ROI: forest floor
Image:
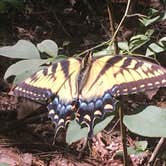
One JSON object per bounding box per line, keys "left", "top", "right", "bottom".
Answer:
{"left": 0, "top": 1, "right": 166, "bottom": 165}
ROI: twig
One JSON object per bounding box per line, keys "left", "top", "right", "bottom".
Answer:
{"left": 126, "top": 13, "right": 147, "bottom": 18}
{"left": 76, "top": 0, "right": 131, "bottom": 57}
{"left": 109, "top": 0, "right": 131, "bottom": 46}
{"left": 107, "top": 0, "right": 119, "bottom": 54}
{"left": 119, "top": 104, "right": 129, "bottom": 166}
{"left": 147, "top": 137, "right": 166, "bottom": 166}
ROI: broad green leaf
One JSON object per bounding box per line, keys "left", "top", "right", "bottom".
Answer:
{"left": 118, "top": 41, "right": 129, "bottom": 51}
{"left": 4, "top": 59, "right": 48, "bottom": 79}
{"left": 66, "top": 115, "right": 114, "bottom": 144}
{"left": 0, "top": 40, "right": 40, "bottom": 59}
{"left": 139, "top": 15, "right": 160, "bottom": 26}
{"left": 123, "top": 106, "right": 166, "bottom": 137}
{"left": 66, "top": 120, "right": 88, "bottom": 145}
{"left": 37, "top": 39, "right": 58, "bottom": 58}
{"left": 13, "top": 67, "right": 44, "bottom": 85}
{"left": 93, "top": 115, "right": 114, "bottom": 134}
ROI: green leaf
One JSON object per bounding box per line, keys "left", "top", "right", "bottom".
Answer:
{"left": 62, "top": 41, "right": 70, "bottom": 47}
{"left": 129, "top": 35, "right": 148, "bottom": 52}
{"left": 145, "top": 37, "right": 166, "bottom": 56}
{"left": 3, "top": 0, "right": 23, "bottom": 8}
{"left": 118, "top": 41, "right": 129, "bottom": 51}
{"left": 0, "top": 1, "right": 7, "bottom": 13}
{"left": 0, "top": 0, "right": 24, "bottom": 13}
{"left": 117, "top": 140, "right": 148, "bottom": 157}
{"left": 66, "top": 120, "right": 88, "bottom": 145}
{"left": 93, "top": 45, "right": 115, "bottom": 57}
{"left": 13, "top": 67, "right": 44, "bottom": 85}
{"left": 0, "top": 40, "right": 40, "bottom": 59}
{"left": 0, "top": 163, "right": 10, "bottom": 166}
{"left": 123, "top": 106, "right": 166, "bottom": 137}
{"left": 93, "top": 115, "right": 115, "bottom": 134}
{"left": 148, "top": 8, "right": 158, "bottom": 16}
{"left": 159, "top": 37, "right": 166, "bottom": 46}
{"left": 139, "top": 15, "right": 160, "bottom": 26}
{"left": 66, "top": 115, "right": 114, "bottom": 144}
{"left": 162, "top": 11, "right": 166, "bottom": 20}
{"left": 129, "top": 29, "right": 154, "bottom": 52}
{"left": 4, "top": 59, "right": 48, "bottom": 79}
{"left": 135, "top": 141, "right": 148, "bottom": 151}
{"left": 145, "top": 29, "right": 154, "bottom": 37}
{"left": 37, "top": 39, "right": 58, "bottom": 58}
{"left": 149, "top": 43, "right": 164, "bottom": 52}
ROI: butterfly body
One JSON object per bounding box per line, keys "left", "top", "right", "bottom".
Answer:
{"left": 13, "top": 54, "right": 166, "bottom": 137}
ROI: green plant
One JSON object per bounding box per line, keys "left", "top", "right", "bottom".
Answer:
{"left": 0, "top": 39, "right": 62, "bottom": 84}
{"left": 0, "top": 0, "right": 24, "bottom": 13}
{"left": 1, "top": 7, "right": 166, "bottom": 145}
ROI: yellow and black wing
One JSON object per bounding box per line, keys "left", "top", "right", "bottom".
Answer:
{"left": 14, "top": 58, "right": 81, "bottom": 133}
{"left": 13, "top": 55, "right": 166, "bottom": 138}
{"left": 76, "top": 55, "right": 166, "bottom": 137}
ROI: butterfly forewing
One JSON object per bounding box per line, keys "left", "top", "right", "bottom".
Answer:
{"left": 82, "top": 55, "right": 166, "bottom": 97}
{"left": 14, "top": 58, "right": 80, "bottom": 102}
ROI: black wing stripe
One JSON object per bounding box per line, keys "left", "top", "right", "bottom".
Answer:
{"left": 60, "top": 60, "right": 69, "bottom": 78}
{"left": 51, "top": 63, "right": 58, "bottom": 73}
{"left": 113, "top": 74, "right": 166, "bottom": 96}
{"left": 43, "top": 67, "right": 48, "bottom": 76}
{"left": 101, "top": 56, "right": 123, "bottom": 75}
{"left": 121, "top": 58, "right": 133, "bottom": 68}
{"left": 91, "top": 56, "right": 123, "bottom": 88}
{"left": 133, "top": 60, "right": 144, "bottom": 70}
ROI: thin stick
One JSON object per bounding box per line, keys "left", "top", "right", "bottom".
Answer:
{"left": 107, "top": 1, "right": 119, "bottom": 54}
{"left": 147, "top": 137, "right": 166, "bottom": 166}
{"left": 75, "top": 0, "right": 131, "bottom": 57}
{"left": 119, "top": 104, "right": 129, "bottom": 166}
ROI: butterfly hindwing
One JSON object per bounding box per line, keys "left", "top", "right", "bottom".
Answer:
{"left": 14, "top": 58, "right": 81, "bottom": 133}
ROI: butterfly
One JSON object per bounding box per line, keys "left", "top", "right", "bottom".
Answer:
{"left": 13, "top": 53, "right": 166, "bottom": 137}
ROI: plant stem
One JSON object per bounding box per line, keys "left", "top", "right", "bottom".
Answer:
{"left": 107, "top": 0, "right": 119, "bottom": 54}
{"left": 76, "top": 0, "right": 131, "bottom": 57}
{"left": 119, "top": 104, "right": 129, "bottom": 166}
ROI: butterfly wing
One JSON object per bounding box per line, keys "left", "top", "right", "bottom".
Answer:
{"left": 13, "top": 58, "right": 81, "bottom": 133}
{"left": 77, "top": 55, "right": 166, "bottom": 137}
